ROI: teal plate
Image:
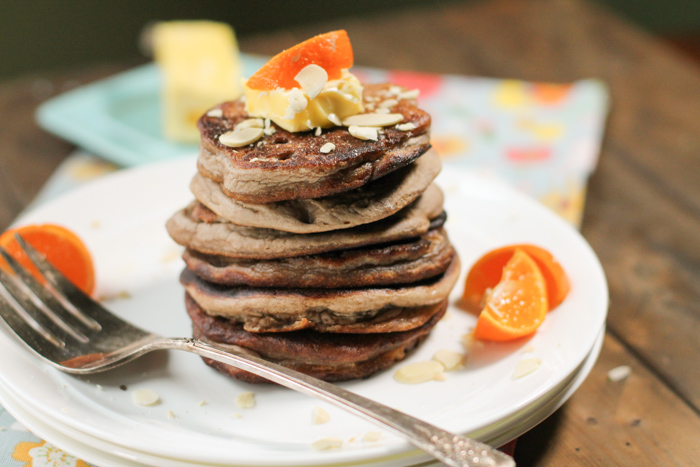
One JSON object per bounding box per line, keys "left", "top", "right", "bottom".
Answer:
{"left": 36, "top": 54, "right": 269, "bottom": 167}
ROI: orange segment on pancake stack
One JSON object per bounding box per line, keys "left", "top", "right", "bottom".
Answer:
{"left": 246, "top": 30, "right": 353, "bottom": 90}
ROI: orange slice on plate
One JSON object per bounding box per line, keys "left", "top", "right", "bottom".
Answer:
{"left": 246, "top": 30, "right": 353, "bottom": 90}
{"left": 0, "top": 224, "right": 95, "bottom": 295}
{"left": 473, "top": 249, "right": 548, "bottom": 341}
{"left": 462, "top": 244, "right": 569, "bottom": 313}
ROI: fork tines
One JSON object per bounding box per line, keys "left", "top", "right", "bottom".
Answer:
{"left": 0, "top": 235, "right": 104, "bottom": 358}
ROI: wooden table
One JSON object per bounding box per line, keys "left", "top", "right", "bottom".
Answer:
{"left": 1, "top": 0, "right": 699, "bottom": 464}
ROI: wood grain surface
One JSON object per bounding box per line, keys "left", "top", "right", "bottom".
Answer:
{"left": 1, "top": 0, "right": 699, "bottom": 465}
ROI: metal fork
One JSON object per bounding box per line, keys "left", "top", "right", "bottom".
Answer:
{"left": 0, "top": 235, "right": 514, "bottom": 467}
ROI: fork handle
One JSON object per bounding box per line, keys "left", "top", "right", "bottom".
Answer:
{"left": 162, "top": 337, "right": 514, "bottom": 467}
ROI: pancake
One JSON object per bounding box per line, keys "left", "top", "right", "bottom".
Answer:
{"left": 181, "top": 255, "right": 460, "bottom": 332}
{"left": 200, "top": 343, "right": 423, "bottom": 384}
{"left": 183, "top": 227, "right": 455, "bottom": 289}
{"left": 187, "top": 293, "right": 447, "bottom": 383}
{"left": 186, "top": 290, "right": 447, "bottom": 333}
{"left": 197, "top": 84, "right": 431, "bottom": 203}
{"left": 166, "top": 184, "right": 445, "bottom": 260}
{"left": 190, "top": 149, "right": 441, "bottom": 234}
{"left": 167, "top": 72, "right": 457, "bottom": 384}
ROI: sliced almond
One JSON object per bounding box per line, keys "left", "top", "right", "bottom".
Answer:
{"left": 398, "top": 89, "right": 420, "bottom": 100}
{"left": 219, "top": 127, "right": 264, "bottom": 148}
{"left": 320, "top": 142, "right": 336, "bottom": 153}
{"left": 312, "top": 437, "right": 343, "bottom": 451}
{"left": 235, "top": 118, "right": 264, "bottom": 130}
{"left": 342, "top": 113, "right": 404, "bottom": 127}
{"left": 206, "top": 108, "right": 223, "bottom": 118}
{"left": 235, "top": 391, "right": 256, "bottom": 408}
{"left": 432, "top": 349, "right": 465, "bottom": 371}
{"left": 327, "top": 113, "right": 342, "bottom": 126}
{"left": 607, "top": 365, "right": 632, "bottom": 382}
{"left": 378, "top": 98, "right": 398, "bottom": 109}
{"left": 363, "top": 431, "right": 383, "bottom": 442}
{"left": 396, "top": 122, "right": 417, "bottom": 131}
{"left": 375, "top": 107, "right": 390, "bottom": 114}
{"left": 512, "top": 358, "right": 542, "bottom": 380}
{"left": 312, "top": 406, "right": 330, "bottom": 425}
{"left": 288, "top": 88, "right": 308, "bottom": 114}
{"left": 131, "top": 388, "right": 160, "bottom": 407}
{"left": 314, "top": 126, "right": 322, "bottom": 136}
{"left": 294, "top": 64, "right": 328, "bottom": 99}
{"left": 348, "top": 125, "right": 378, "bottom": 141}
{"left": 393, "top": 360, "right": 445, "bottom": 384}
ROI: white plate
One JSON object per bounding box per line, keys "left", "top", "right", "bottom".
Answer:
{"left": 0, "top": 157, "right": 608, "bottom": 466}
{"left": 0, "top": 329, "right": 604, "bottom": 467}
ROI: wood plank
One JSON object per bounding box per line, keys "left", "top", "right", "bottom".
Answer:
{"left": 582, "top": 148, "right": 700, "bottom": 409}
{"left": 437, "top": 0, "right": 700, "bottom": 216}
{"left": 0, "top": 78, "right": 72, "bottom": 229}
{"left": 515, "top": 334, "right": 700, "bottom": 466}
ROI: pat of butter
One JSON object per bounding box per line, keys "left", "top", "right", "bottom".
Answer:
{"left": 153, "top": 21, "right": 242, "bottom": 143}
{"left": 244, "top": 70, "right": 363, "bottom": 132}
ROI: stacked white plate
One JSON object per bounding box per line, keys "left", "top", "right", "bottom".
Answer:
{"left": 0, "top": 158, "right": 608, "bottom": 467}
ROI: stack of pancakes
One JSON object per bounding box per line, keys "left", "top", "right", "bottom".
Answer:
{"left": 166, "top": 84, "right": 460, "bottom": 383}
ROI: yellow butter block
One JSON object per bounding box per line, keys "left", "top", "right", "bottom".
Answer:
{"left": 153, "top": 21, "right": 242, "bottom": 143}
{"left": 244, "top": 70, "right": 364, "bottom": 132}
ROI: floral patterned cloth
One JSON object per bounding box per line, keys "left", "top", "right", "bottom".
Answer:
{"left": 0, "top": 408, "right": 89, "bottom": 467}
{"left": 1, "top": 73, "right": 608, "bottom": 465}
{"left": 351, "top": 70, "right": 608, "bottom": 226}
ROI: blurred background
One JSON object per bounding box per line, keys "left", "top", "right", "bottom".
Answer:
{"left": 1, "top": 0, "right": 699, "bottom": 80}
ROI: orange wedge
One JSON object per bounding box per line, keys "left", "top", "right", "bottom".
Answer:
{"left": 0, "top": 224, "right": 95, "bottom": 295}
{"left": 246, "top": 30, "right": 353, "bottom": 90}
{"left": 462, "top": 244, "right": 569, "bottom": 313}
{"left": 473, "top": 249, "right": 548, "bottom": 341}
